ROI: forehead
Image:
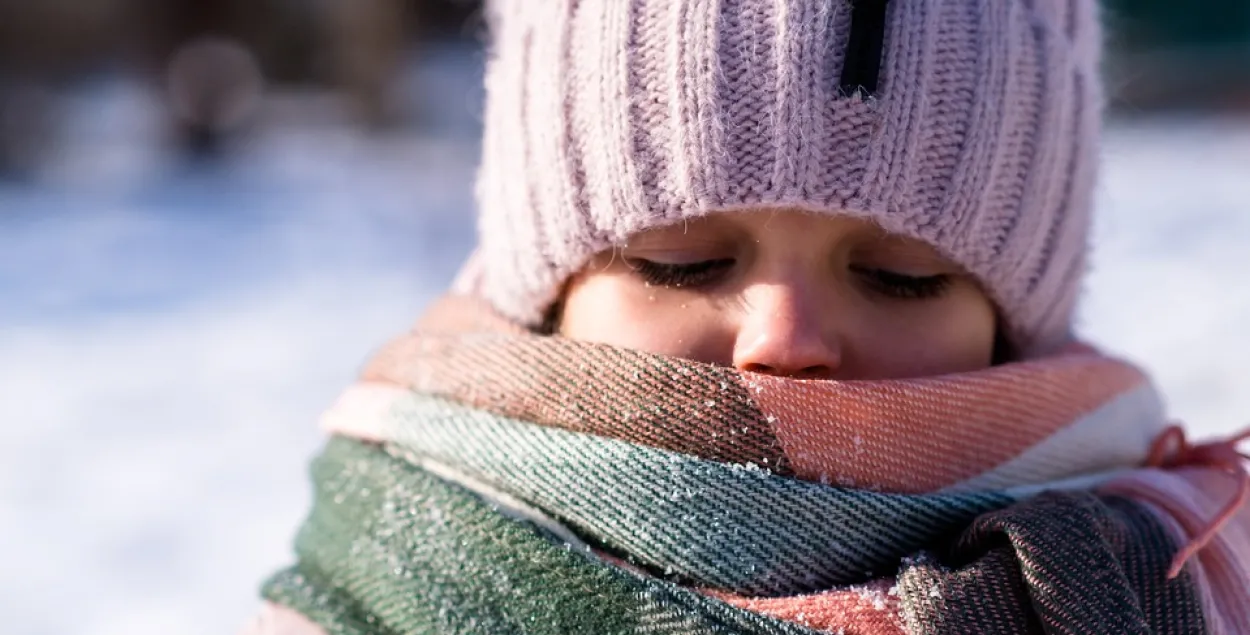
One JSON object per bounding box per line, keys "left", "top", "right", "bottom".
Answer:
{"left": 624, "top": 209, "right": 950, "bottom": 257}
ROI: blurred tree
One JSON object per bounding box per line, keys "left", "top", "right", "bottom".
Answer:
{"left": 325, "top": 0, "right": 483, "bottom": 129}
{"left": 0, "top": 0, "right": 132, "bottom": 177}
{"left": 326, "top": 0, "right": 409, "bottom": 128}
{"left": 1104, "top": 0, "right": 1250, "bottom": 50}
{"left": 1103, "top": 0, "right": 1250, "bottom": 111}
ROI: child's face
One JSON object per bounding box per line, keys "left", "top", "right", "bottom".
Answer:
{"left": 559, "top": 210, "right": 997, "bottom": 380}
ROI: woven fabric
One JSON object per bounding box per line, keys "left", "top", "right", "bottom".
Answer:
{"left": 245, "top": 295, "right": 1250, "bottom": 634}
{"left": 259, "top": 438, "right": 1203, "bottom": 635}
{"left": 895, "top": 493, "right": 1206, "bottom": 633}
{"left": 474, "top": 0, "right": 1104, "bottom": 356}
{"left": 264, "top": 437, "right": 823, "bottom": 635}
{"left": 1103, "top": 469, "right": 1250, "bottom": 634}
{"left": 355, "top": 296, "right": 1162, "bottom": 494}
{"left": 338, "top": 393, "right": 1011, "bottom": 595}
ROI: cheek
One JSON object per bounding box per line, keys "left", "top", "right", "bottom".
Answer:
{"left": 852, "top": 288, "right": 997, "bottom": 376}
{"left": 559, "top": 275, "right": 732, "bottom": 363}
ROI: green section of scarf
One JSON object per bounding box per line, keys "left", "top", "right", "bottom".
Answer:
{"left": 263, "top": 436, "right": 820, "bottom": 635}
{"left": 262, "top": 395, "right": 1207, "bottom": 634}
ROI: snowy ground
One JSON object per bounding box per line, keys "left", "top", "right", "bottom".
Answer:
{"left": 1, "top": 46, "right": 1248, "bottom": 634}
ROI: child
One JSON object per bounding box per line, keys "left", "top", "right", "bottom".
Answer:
{"left": 246, "top": 0, "right": 1249, "bottom": 632}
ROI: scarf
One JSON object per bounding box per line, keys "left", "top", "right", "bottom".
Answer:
{"left": 247, "top": 295, "right": 1250, "bottom": 635}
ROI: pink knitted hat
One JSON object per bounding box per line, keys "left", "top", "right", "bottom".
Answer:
{"left": 472, "top": 0, "right": 1104, "bottom": 357}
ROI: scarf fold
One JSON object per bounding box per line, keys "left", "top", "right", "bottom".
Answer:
{"left": 253, "top": 295, "right": 1248, "bottom": 635}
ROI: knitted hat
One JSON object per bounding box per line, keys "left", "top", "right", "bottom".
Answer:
{"left": 473, "top": 0, "right": 1104, "bottom": 357}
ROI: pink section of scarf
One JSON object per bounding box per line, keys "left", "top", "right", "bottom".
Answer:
{"left": 747, "top": 352, "right": 1149, "bottom": 492}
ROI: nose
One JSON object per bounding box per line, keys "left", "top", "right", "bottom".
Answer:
{"left": 732, "top": 282, "right": 842, "bottom": 380}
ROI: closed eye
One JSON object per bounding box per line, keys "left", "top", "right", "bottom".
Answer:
{"left": 624, "top": 258, "right": 735, "bottom": 289}
{"left": 851, "top": 266, "right": 952, "bottom": 300}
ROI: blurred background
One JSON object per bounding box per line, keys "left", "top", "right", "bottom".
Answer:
{"left": 0, "top": 2, "right": 1247, "bottom": 633}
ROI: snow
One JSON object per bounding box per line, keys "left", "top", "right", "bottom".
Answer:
{"left": 1084, "top": 119, "right": 1250, "bottom": 434}
{"left": 1, "top": 45, "right": 1247, "bottom": 634}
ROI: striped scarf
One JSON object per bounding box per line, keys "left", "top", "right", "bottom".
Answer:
{"left": 247, "top": 295, "right": 1250, "bottom": 634}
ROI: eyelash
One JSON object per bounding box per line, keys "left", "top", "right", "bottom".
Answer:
{"left": 626, "top": 258, "right": 735, "bottom": 289}
{"left": 626, "top": 258, "right": 952, "bottom": 300}
{"left": 850, "top": 266, "right": 952, "bottom": 300}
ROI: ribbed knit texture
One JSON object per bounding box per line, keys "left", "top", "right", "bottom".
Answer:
{"left": 474, "top": 0, "right": 1104, "bottom": 356}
